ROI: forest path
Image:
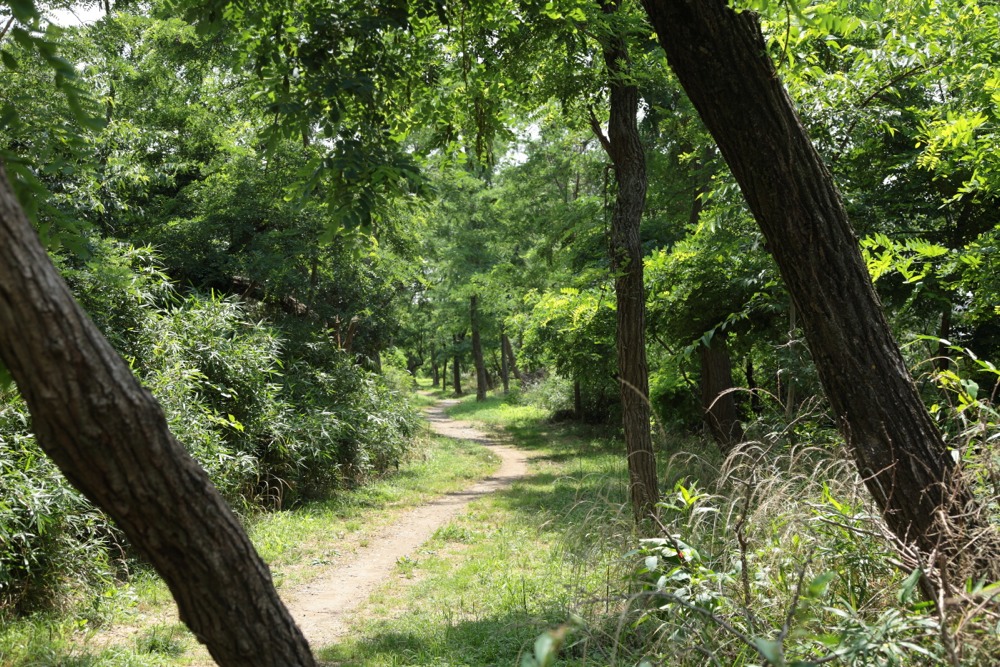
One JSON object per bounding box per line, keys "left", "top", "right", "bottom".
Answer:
{"left": 286, "top": 398, "right": 529, "bottom": 652}
{"left": 185, "top": 397, "right": 529, "bottom": 665}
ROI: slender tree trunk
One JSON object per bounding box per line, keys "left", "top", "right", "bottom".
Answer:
{"left": 502, "top": 334, "right": 522, "bottom": 382}
{"left": 471, "top": 295, "right": 488, "bottom": 401}
{"left": 641, "top": 0, "right": 995, "bottom": 567}
{"left": 590, "top": 0, "right": 659, "bottom": 523}
{"left": 500, "top": 339, "right": 510, "bottom": 395}
{"left": 699, "top": 335, "right": 744, "bottom": 453}
{"left": 441, "top": 356, "right": 448, "bottom": 390}
{"left": 452, "top": 334, "right": 463, "bottom": 396}
{"left": 0, "top": 166, "right": 316, "bottom": 666}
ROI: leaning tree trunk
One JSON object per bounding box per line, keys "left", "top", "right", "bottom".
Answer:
{"left": 471, "top": 295, "right": 488, "bottom": 402}
{"left": 0, "top": 166, "right": 316, "bottom": 666}
{"left": 591, "top": 0, "right": 659, "bottom": 523}
{"left": 699, "top": 334, "right": 744, "bottom": 454}
{"left": 641, "top": 0, "right": 993, "bottom": 567}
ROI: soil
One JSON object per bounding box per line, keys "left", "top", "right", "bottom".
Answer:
{"left": 180, "top": 397, "right": 530, "bottom": 665}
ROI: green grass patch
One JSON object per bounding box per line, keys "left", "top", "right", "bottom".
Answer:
{"left": 443, "top": 393, "right": 548, "bottom": 432}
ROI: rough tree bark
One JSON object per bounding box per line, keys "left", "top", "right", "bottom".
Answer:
{"left": 640, "top": 0, "right": 993, "bottom": 565}
{"left": 471, "top": 295, "right": 488, "bottom": 401}
{"left": 699, "top": 334, "right": 744, "bottom": 453}
{"left": 590, "top": 0, "right": 660, "bottom": 523}
{"left": 0, "top": 166, "right": 316, "bottom": 666}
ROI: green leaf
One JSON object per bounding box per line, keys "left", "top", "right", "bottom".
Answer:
{"left": 533, "top": 632, "right": 556, "bottom": 664}
{"left": 753, "top": 638, "right": 785, "bottom": 666}
{"left": 1, "top": 50, "right": 18, "bottom": 70}
{"left": 8, "top": 0, "right": 40, "bottom": 22}
{"left": 805, "top": 572, "right": 836, "bottom": 599}
{"left": 898, "top": 568, "right": 923, "bottom": 604}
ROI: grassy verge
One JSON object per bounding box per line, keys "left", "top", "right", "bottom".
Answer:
{"left": 0, "top": 410, "right": 499, "bottom": 667}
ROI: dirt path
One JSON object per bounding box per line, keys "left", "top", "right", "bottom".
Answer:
{"left": 280, "top": 398, "right": 528, "bottom": 652}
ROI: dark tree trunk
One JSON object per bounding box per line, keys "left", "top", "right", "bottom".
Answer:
{"left": 699, "top": 335, "right": 744, "bottom": 453}
{"left": 590, "top": 0, "right": 659, "bottom": 523}
{"left": 471, "top": 295, "right": 488, "bottom": 401}
{"left": 0, "top": 167, "right": 316, "bottom": 666}
{"left": 431, "top": 355, "right": 440, "bottom": 388}
{"left": 500, "top": 338, "right": 510, "bottom": 395}
{"left": 441, "top": 356, "right": 448, "bottom": 390}
{"left": 452, "top": 333, "right": 463, "bottom": 396}
{"left": 502, "top": 334, "right": 522, "bottom": 382}
{"left": 641, "top": 0, "right": 994, "bottom": 566}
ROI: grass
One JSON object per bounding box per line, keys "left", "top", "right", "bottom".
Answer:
{"left": 0, "top": 402, "right": 499, "bottom": 667}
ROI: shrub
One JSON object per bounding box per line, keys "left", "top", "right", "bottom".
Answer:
{"left": 0, "top": 393, "right": 122, "bottom": 616}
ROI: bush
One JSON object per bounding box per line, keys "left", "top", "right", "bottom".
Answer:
{"left": 0, "top": 394, "right": 122, "bottom": 616}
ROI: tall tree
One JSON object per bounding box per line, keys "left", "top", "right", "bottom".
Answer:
{"left": 589, "top": 0, "right": 659, "bottom": 522}
{"left": 471, "top": 294, "right": 489, "bottom": 401}
{"left": 0, "top": 168, "right": 316, "bottom": 665}
{"left": 640, "top": 0, "right": 996, "bottom": 569}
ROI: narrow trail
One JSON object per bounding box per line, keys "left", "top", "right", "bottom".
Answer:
{"left": 280, "top": 398, "right": 529, "bottom": 652}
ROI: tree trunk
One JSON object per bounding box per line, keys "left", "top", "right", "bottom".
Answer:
{"left": 0, "top": 166, "right": 316, "bottom": 666}
{"left": 502, "top": 333, "right": 522, "bottom": 382}
{"left": 641, "top": 0, "right": 993, "bottom": 566}
{"left": 441, "top": 356, "right": 448, "bottom": 390}
{"left": 590, "top": 0, "right": 659, "bottom": 523}
{"left": 699, "top": 335, "right": 744, "bottom": 454}
{"left": 471, "top": 295, "right": 488, "bottom": 401}
{"left": 431, "top": 355, "right": 440, "bottom": 388}
{"left": 452, "top": 333, "right": 463, "bottom": 396}
{"left": 500, "top": 339, "right": 510, "bottom": 395}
